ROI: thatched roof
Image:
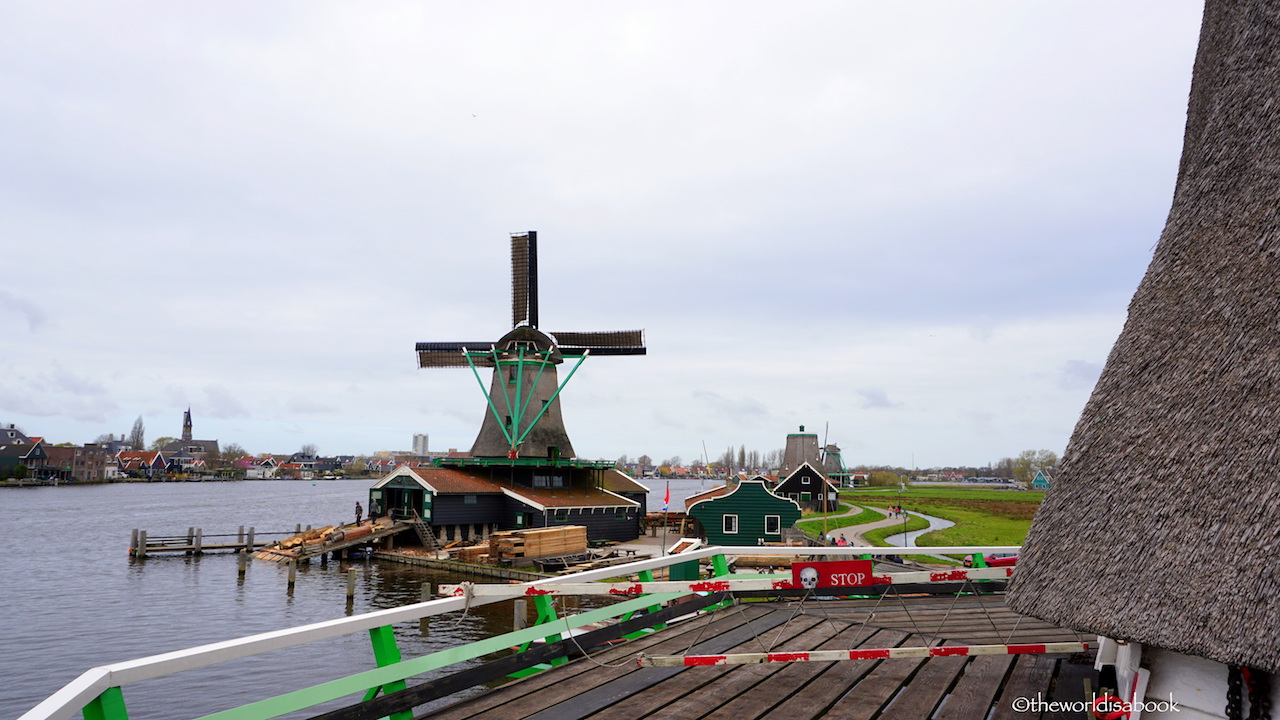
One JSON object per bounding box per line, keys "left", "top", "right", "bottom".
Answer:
{"left": 1007, "top": 0, "right": 1280, "bottom": 673}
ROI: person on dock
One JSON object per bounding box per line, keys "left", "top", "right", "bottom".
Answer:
{"left": 354, "top": 501, "right": 363, "bottom": 526}
{"left": 369, "top": 499, "right": 380, "bottom": 521}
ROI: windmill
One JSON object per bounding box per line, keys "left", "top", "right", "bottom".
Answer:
{"left": 415, "top": 231, "right": 646, "bottom": 460}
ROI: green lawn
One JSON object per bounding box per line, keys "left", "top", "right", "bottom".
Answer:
{"left": 842, "top": 487, "right": 1043, "bottom": 548}
{"left": 796, "top": 506, "right": 884, "bottom": 540}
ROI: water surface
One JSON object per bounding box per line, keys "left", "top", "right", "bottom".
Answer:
{"left": 0, "top": 480, "right": 607, "bottom": 719}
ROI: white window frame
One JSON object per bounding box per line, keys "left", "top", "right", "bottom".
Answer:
{"left": 723, "top": 514, "right": 739, "bottom": 534}
{"left": 764, "top": 515, "right": 781, "bottom": 534}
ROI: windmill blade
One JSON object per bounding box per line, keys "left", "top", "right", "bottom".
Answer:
{"left": 511, "top": 231, "right": 538, "bottom": 328}
{"left": 415, "top": 342, "right": 497, "bottom": 368}
{"left": 551, "top": 330, "right": 647, "bottom": 356}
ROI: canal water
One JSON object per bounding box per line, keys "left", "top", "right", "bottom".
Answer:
{"left": 0, "top": 480, "right": 613, "bottom": 720}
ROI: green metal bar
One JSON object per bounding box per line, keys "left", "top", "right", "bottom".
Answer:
{"left": 513, "top": 352, "right": 589, "bottom": 447}
{"left": 362, "top": 626, "right": 411, "bottom": 720}
{"left": 620, "top": 569, "right": 666, "bottom": 638}
{"left": 464, "top": 349, "right": 514, "bottom": 446}
{"left": 82, "top": 687, "right": 127, "bottom": 720}
{"left": 511, "top": 349, "right": 552, "bottom": 451}
{"left": 509, "top": 594, "right": 566, "bottom": 677}
{"left": 191, "top": 592, "right": 686, "bottom": 720}
{"left": 511, "top": 346, "right": 525, "bottom": 448}
{"left": 711, "top": 554, "right": 731, "bottom": 577}
{"left": 489, "top": 348, "right": 519, "bottom": 445}
{"left": 708, "top": 554, "right": 735, "bottom": 611}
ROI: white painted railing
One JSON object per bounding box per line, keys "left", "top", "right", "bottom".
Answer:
{"left": 19, "top": 544, "right": 1020, "bottom": 720}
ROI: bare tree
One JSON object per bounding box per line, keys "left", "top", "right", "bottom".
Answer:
{"left": 300, "top": 443, "right": 319, "bottom": 457}
{"left": 128, "top": 416, "right": 145, "bottom": 451}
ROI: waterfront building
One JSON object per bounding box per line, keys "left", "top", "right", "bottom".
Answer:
{"left": 686, "top": 477, "right": 801, "bottom": 546}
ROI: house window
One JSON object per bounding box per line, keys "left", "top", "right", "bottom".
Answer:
{"left": 800, "top": 492, "right": 811, "bottom": 502}
{"left": 554, "top": 509, "right": 569, "bottom": 523}
{"left": 464, "top": 494, "right": 477, "bottom": 505}
{"left": 801, "top": 477, "right": 810, "bottom": 485}
{"left": 723, "top": 514, "right": 739, "bottom": 534}
{"left": 765, "top": 515, "right": 781, "bottom": 534}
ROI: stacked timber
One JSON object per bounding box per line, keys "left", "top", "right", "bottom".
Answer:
{"left": 253, "top": 517, "right": 399, "bottom": 562}
{"left": 489, "top": 526, "right": 587, "bottom": 564}
{"left": 452, "top": 545, "right": 489, "bottom": 563}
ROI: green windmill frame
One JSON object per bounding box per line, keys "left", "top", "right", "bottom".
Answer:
{"left": 461, "top": 344, "right": 591, "bottom": 458}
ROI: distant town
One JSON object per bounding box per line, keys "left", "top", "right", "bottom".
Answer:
{"left": 0, "top": 411, "right": 1059, "bottom": 487}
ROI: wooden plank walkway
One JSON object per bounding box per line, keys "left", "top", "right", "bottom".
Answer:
{"left": 414, "top": 593, "right": 1096, "bottom": 720}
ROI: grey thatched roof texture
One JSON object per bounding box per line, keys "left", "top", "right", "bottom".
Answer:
{"left": 1006, "top": 0, "right": 1280, "bottom": 673}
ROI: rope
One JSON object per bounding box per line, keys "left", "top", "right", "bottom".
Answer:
{"left": 443, "top": 582, "right": 475, "bottom": 628}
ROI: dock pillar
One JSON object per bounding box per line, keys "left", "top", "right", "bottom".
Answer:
{"left": 238, "top": 550, "right": 247, "bottom": 578}
{"left": 130, "top": 529, "right": 138, "bottom": 556}
{"left": 346, "top": 569, "right": 356, "bottom": 599}
{"left": 246, "top": 527, "right": 255, "bottom": 550}
{"left": 138, "top": 530, "right": 148, "bottom": 558}
{"left": 185, "top": 527, "right": 195, "bottom": 556}
{"left": 237, "top": 525, "right": 244, "bottom": 546}
{"left": 287, "top": 560, "right": 297, "bottom": 589}
{"left": 193, "top": 528, "right": 203, "bottom": 556}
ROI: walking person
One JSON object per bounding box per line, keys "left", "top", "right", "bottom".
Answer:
{"left": 355, "top": 501, "right": 363, "bottom": 526}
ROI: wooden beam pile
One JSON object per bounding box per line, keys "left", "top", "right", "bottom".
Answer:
{"left": 489, "top": 526, "right": 587, "bottom": 563}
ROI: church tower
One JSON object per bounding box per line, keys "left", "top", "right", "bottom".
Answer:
{"left": 182, "top": 408, "right": 193, "bottom": 442}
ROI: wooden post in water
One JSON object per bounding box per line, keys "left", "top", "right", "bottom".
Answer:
{"left": 130, "top": 529, "right": 138, "bottom": 556}
{"left": 346, "top": 569, "right": 357, "bottom": 599}
{"left": 138, "top": 530, "right": 147, "bottom": 558}
{"left": 287, "top": 560, "right": 297, "bottom": 589}
{"left": 246, "top": 527, "right": 255, "bottom": 550}
{"left": 514, "top": 599, "right": 527, "bottom": 630}
{"left": 193, "top": 528, "right": 203, "bottom": 555}
{"left": 295, "top": 523, "right": 302, "bottom": 534}
{"left": 238, "top": 550, "right": 247, "bottom": 577}
{"left": 186, "top": 527, "right": 195, "bottom": 556}
{"left": 237, "top": 525, "right": 244, "bottom": 547}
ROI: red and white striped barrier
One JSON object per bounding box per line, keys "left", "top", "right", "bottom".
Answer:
{"left": 637, "top": 641, "right": 1089, "bottom": 668}
{"left": 438, "top": 566, "right": 1014, "bottom": 600}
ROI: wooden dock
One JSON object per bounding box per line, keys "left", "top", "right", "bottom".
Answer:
{"left": 415, "top": 593, "right": 1095, "bottom": 720}
{"left": 129, "top": 527, "right": 280, "bottom": 557}
{"left": 254, "top": 519, "right": 413, "bottom": 563}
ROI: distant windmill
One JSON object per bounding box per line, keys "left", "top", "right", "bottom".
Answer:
{"left": 415, "top": 231, "right": 646, "bottom": 460}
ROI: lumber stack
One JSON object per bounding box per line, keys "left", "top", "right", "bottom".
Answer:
{"left": 489, "top": 526, "right": 587, "bottom": 563}
{"left": 453, "top": 545, "right": 489, "bottom": 563}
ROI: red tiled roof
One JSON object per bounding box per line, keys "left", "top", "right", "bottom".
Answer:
{"left": 399, "top": 467, "right": 506, "bottom": 494}
{"left": 504, "top": 485, "right": 638, "bottom": 510}
{"left": 685, "top": 485, "right": 728, "bottom": 510}
{"left": 601, "top": 469, "right": 648, "bottom": 493}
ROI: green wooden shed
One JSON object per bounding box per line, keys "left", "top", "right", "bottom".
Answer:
{"left": 687, "top": 477, "right": 802, "bottom": 546}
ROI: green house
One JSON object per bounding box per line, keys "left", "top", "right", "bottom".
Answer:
{"left": 1031, "top": 470, "right": 1052, "bottom": 490}
{"left": 687, "top": 478, "right": 802, "bottom": 546}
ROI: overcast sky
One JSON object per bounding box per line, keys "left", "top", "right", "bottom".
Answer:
{"left": 1, "top": 1, "right": 1205, "bottom": 468}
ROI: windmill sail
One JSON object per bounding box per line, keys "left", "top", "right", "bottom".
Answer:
{"left": 415, "top": 342, "right": 497, "bottom": 368}
{"left": 416, "top": 231, "right": 644, "bottom": 458}
{"left": 511, "top": 231, "right": 538, "bottom": 328}
{"left": 551, "top": 330, "right": 647, "bottom": 356}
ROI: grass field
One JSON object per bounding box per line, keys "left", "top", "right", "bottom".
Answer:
{"left": 796, "top": 505, "right": 885, "bottom": 540}
{"left": 842, "top": 487, "right": 1044, "bottom": 548}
